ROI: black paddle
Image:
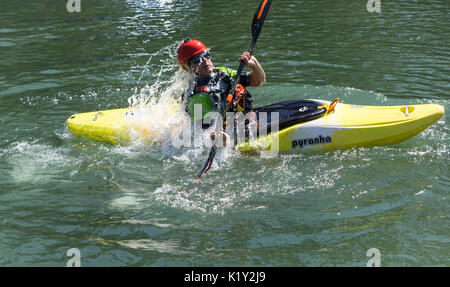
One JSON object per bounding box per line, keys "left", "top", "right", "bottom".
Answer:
{"left": 196, "top": 0, "right": 273, "bottom": 180}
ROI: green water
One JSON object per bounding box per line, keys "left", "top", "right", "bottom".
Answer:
{"left": 0, "top": 0, "right": 448, "bottom": 266}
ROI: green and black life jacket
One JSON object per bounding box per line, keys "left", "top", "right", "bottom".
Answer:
{"left": 185, "top": 67, "right": 253, "bottom": 122}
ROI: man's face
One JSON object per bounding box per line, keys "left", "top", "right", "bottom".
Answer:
{"left": 189, "top": 51, "right": 214, "bottom": 76}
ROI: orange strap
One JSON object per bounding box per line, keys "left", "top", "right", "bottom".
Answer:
{"left": 318, "top": 98, "right": 340, "bottom": 114}
{"left": 328, "top": 98, "right": 340, "bottom": 113}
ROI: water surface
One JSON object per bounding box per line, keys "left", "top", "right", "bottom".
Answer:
{"left": 0, "top": 0, "right": 448, "bottom": 266}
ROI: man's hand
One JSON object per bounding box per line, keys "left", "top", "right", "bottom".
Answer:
{"left": 238, "top": 52, "right": 266, "bottom": 87}
{"left": 239, "top": 52, "right": 259, "bottom": 69}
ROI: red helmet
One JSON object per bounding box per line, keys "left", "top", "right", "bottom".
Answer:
{"left": 177, "top": 39, "right": 208, "bottom": 67}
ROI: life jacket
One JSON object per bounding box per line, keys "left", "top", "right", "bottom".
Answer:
{"left": 186, "top": 68, "right": 253, "bottom": 119}
{"left": 186, "top": 68, "right": 253, "bottom": 120}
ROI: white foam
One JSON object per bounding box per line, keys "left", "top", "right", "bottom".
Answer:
{"left": 6, "top": 142, "right": 74, "bottom": 185}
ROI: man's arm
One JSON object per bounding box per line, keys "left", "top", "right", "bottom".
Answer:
{"left": 239, "top": 52, "right": 266, "bottom": 87}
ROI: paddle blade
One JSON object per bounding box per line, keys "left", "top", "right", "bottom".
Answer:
{"left": 251, "top": 0, "right": 272, "bottom": 41}
{"left": 197, "top": 145, "right": 217, "bottom": 179}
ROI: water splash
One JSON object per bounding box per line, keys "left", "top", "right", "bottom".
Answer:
{"left": 127, "top": 42, "right": 190, "bottom": 107}
{"left": 123, "top": 43, "right": 194, "bottom": 147}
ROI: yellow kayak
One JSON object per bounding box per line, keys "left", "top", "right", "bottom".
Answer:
{"left": 66, "top": 99, "right": 444, "bottom": 152}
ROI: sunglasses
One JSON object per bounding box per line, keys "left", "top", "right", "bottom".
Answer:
{"left": 188, "top": 50, "right": 211, "bottom": 66}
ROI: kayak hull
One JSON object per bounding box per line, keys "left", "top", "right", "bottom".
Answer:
{"left": 66, "top": 100, "right": 444, "bottom": 152}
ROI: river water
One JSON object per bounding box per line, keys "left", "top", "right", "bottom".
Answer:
{"left": 0, "top": 0, "right": 448, "bottom": 266}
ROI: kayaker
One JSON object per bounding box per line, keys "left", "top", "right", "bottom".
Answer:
{"left": 177, "top": 39, "right": 266, "bottom": 131}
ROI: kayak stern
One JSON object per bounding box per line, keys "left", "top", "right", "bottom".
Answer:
{"left": 238, "top": 102, "right": 444, "bottom": 153}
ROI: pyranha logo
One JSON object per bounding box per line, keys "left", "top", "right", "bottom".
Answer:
{"left": 292, "top": 135, "right": 332, "bottom": 149}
